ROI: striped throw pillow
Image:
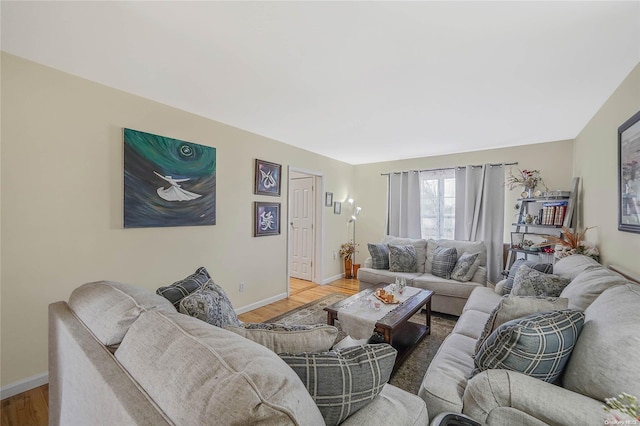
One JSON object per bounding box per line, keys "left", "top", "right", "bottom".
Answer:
{"left": 367, "top": 243, "right": 390, "bottom": 269}
{"left": 431, "top": 246, "right": 458, "bottom": 279}
{"left": 156, "top": 266, "right": 211, "bottom": 308}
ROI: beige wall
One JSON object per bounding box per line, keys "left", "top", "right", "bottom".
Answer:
{"left": 353, "top": 141, "right": 576, "bottom": 255}
{"left": 574, "top": 63, "right": 640, "bottom": 271}
{"left": 0, "top": 53, "right": 354, "bottom": 387}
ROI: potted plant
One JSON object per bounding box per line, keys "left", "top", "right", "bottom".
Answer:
{"left": 339, "top": 241, "right": 356, "bottom": 278}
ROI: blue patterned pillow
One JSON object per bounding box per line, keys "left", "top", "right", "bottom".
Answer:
{"left": 388, "top": 244, "right": 417, "bottom": 272}
{"left": 156, "top": 266, "right": 211, "bottom": 309}
{"left": 511, "top": 265, "right": 570, "bottom": 297}
{"left": 179, "top": 279, "right": 241, "bottom": 328}
{"left": 502, "top": 260, "right": 553, "bottom": 295}
{"left": 431, "top": 246, "right": 458, "bottom": 279}
{"left": 473, "top": 309, "right": 585, "bottom": 383}
{"left": 367, "top": 243, "right": 390, "bottom": 269}
{"left": 280, "top": 344, "right": 397, "bottom": 425}
{"left": 450, "top": 252, "right": 480, "bottom": 282}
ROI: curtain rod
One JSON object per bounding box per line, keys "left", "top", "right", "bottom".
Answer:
{"left": 380, "top": 162, "right": 518, "bottom": 176}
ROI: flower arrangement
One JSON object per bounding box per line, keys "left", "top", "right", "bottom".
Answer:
{"left": 505, "top": 168, "right": 548, "bottom": 191}
{"left": 543, "top": 226, "right": 600, "bottom": 261}
{"left": 339, "top": 241, "right": 356, "bottom": 261}
{"left": 604, "top": 393, "right": 639, "bottom": 424}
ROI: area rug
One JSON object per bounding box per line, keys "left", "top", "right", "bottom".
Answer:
{"left": 265, "top": 293, "right": 457, "bottom": 394}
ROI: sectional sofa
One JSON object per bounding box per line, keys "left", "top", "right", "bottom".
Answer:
{"left": 420, "top": 255, "right": 640, "bottom": 425}
{"left": 358, "top": 236, "right": 488, "bottom": 316}
{"left": 48, "top": 281, "right": 428, "bottom": 425}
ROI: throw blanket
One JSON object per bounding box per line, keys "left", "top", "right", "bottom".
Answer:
{"left": 337, "top": 286, "right": 421, "bottom": 340}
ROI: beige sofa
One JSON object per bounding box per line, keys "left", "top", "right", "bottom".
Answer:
{"left": 358, "top": 237, "right": 488, "bottom": 316}
{"left": 419, "top": 255, "right": 640, "bottom": 425}
{"left": 48, "top": 281, "right": 428, "bottom": 425}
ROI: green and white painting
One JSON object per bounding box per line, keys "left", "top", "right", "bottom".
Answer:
{"left": 124, "top": 128, "right": 216, "bottom": 228}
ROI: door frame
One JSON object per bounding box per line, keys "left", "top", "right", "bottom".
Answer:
{"left": 287, "top": 167, "right": 324, "bottom": 295}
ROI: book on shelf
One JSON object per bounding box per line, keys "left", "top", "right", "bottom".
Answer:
{"left": 542, "top": 201, "right": 568, "bottom": 226}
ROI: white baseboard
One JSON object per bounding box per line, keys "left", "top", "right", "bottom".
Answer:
{"left": 234, "top": 292, "right": 288, "bottom": 315}
{"left": 322, "top": 273, "right": 345, "bottom": 285}
{"left": 1, "top": 372, "right": 49, "bottom": 400}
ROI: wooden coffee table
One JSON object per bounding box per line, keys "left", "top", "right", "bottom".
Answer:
{"left": 324, "top": 287, "right": 433, "bottom": 370}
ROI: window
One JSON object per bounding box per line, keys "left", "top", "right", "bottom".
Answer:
{"left": 419, "top": 169, "right": 455, "bottom": 240}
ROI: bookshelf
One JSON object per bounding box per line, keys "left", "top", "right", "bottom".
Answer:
{"left": 505, "top": 177, "right": 579, "bottom": 270}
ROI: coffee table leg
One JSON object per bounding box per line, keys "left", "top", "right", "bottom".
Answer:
{"left": 327, "top": 311, "right": 337, "bottom": 326}
{"left": 425, "top": 299, "right": 431, "bottom": 335}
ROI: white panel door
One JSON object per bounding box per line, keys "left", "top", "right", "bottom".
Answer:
{"left": 290, "top": 177, "right": 314, "bottom": 281}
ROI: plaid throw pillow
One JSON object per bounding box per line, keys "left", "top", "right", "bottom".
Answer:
{"left": 473, "top": 309, "right": 585, "bottom": 383}
{"left": 156, "top": 266, "right": 211, "bottom": 308}
{"left": 367, "top": 243, "right": 390, "bottom": 269}
{"left": 431, "top": 246, "right": 458, "bottom": 279}
{"left": 279, "top": 344, "right": 397, "bottom": 425}
{"left": 388, "top": 244, "right": 417, "bottom": 272}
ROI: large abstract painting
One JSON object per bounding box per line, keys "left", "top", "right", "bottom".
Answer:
{"left": 124, "top": 128, "right": 216, "bottom": 228}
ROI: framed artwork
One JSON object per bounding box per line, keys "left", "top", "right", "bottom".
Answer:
{"left": 254, "top": 159, "right": 282, "bottom": 196}
{"left": 334, "top": 201, "right": 342, "bottom": 214}
{"left": 123, "top": 128, "right": 216, "bottom": 228}
{"left": 254, "top": 202, "right": 281, "bottom": 236}
{"left": 325, "top": 192, "right": 333, "bottom": 207}
{"left": 618, "top": 110, "right": 640, "bottom": 233}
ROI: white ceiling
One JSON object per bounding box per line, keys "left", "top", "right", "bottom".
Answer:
{"left": 2, "top": 1, "right": 639, "bottom": 165}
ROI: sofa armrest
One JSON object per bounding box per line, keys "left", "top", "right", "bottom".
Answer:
{"left": 470, "top": 266, "right": 487, "bottom": 285}
{"left": 363, "top": 257, "right": 373, "bottom": 268}
{"left": 463, "top": 370, "right": 606, "bottom": 425}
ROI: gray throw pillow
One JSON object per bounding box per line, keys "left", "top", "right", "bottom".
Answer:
{"left": 367, "top": 243, "right": 390, "bottom": 269}
{"left": 502, "top": 260, "right": 553, "bottom": 295}
{"left": 473, "top": 309, "right": 585, "bottom": 383}
{"left": 279, "top": 344, "right": 397, "bottom": 425}
{"left": 156, "top": 266, "right": 211, "bottom": 309}
{"left": 431, "top": 246, "right": 458, "bottom": 279}
{"left": 511, "top": 265, "right": 570, "bottom": 297}
{"left": 224, "top": 323, "right": 338, "bottom": 354}
{"left": 450, "top": 252, "right": 481, "bottom": 282}
{"left": 388, "top": 244, "right": 417, "bottom": 272}
{"left": 474, "top": 295, "right": 569, "bottom": 354}
{"left": 179, "top": 279, "right": 241, "bottom": 328}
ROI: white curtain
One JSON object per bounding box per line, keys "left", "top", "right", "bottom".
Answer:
{"left": 386, "top": 172, "right": 421, "bottom": 238}
{"left": 454, "top": 164, "right": 505, "bottom": 283}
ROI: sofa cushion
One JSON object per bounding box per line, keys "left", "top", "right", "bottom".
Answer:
{"left": 115, "top": 311, "right": 325, "bottom": 425}
{"left": 280, "top": 344, "right": 397, "bottom": 426}
{"left": 431, "top": 246, "right": 458, "bottom": 279}
{"left": 563, "top": 284, "right": 640, "bottom": 402}
{"left": 340, "top": 384, "right": 428, "bottom": 426}
{"left": 502, "top": 260, "right": 553, "bottom": 295}
{"left": 381, "top": 236, "right": 428, "bottom": 273}
{"left": 553, "top": 254, "right": 601, "bottom": 280}
{"left": 68, "top": 281, "right": 176, "bottom": 346}
{"left": 224, "top": 323, "right": 338, "bottom": 353}
{"left": 388, "top": 244, "right": 418, "bottom": 273}
{"left": 367, "top": 243, "right": 390, "bottom": 269}
{"left": 179, "top": 280, "right": 241, "bottom": 328}
{"left": 413, "top": 274, "right": 483, "bottom": 299}
{"left": 452, "top": 309, "right": 490, "bottom": 340}
{"left": 462, "top": 286, "right": 503, "bottom": 315}
{"left": 511, "top": 266, "right": 570, "bottom": 297}
{"left": 426, "top": 239, "right": 487, "bottom": 274}
{"left": 156, "top": 266, "right": 211, "bottom": 309}
{"left": 473, "top": 310, "right": 585, "bottom": 383}
{"left": 418, "top": 333, "right": 477, "bottom": 416}
{"left": 474, "top": 296, "right": 569, "bottom": 353}
{"left": 450, "top": 252, "right": 481, "bottom": 282}
{"left": 559, "top": 267, "right": 627, "bottom": 311}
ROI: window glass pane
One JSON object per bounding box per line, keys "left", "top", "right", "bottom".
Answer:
{"left": 419, "top": 170, "right": 456, "bottom": 240}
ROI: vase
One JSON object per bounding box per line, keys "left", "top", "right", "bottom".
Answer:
{"left": 352, "top": 263, "right": 361, "bottom": 279}
{"left": 344, "top": 258, "right": 353, "bottom": 279}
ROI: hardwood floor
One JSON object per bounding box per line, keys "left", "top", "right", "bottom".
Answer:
{"left": 0, "top": 277, "right": 359, "bottom": 426}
